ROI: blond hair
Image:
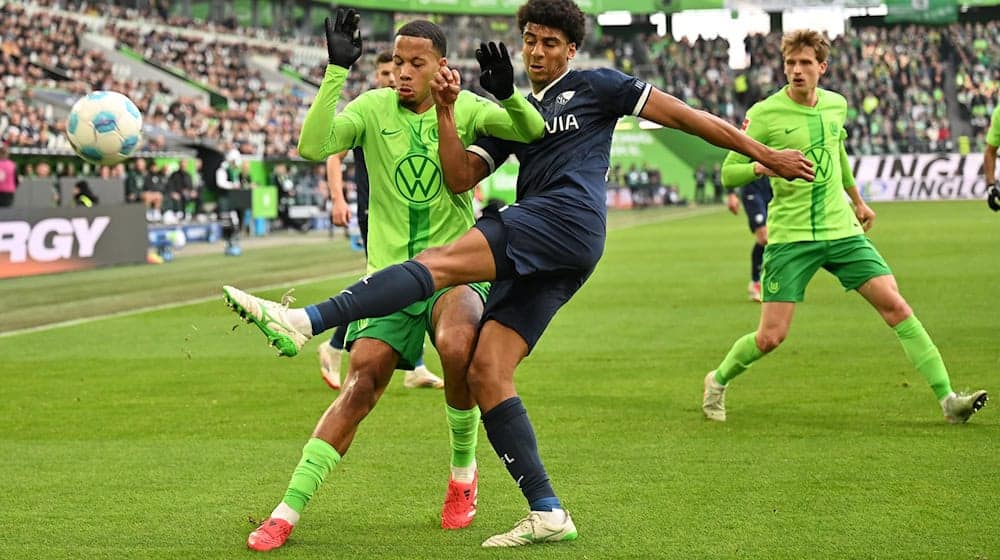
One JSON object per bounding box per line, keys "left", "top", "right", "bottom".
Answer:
{"left": 781, "top": 29, "right": 830, "bottom": 63}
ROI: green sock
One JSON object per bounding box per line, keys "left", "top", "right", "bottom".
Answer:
{"left": 716, "top": 332, "right": 766, "bottom": 385}
{"left": 282, "top": 438, "right": 342, "bottom": 514}
{"left": 446, "top": 405, "right": 480, "bottom": 468}
{"left": 893, "top": 315, "right": 953, "bottom": 400}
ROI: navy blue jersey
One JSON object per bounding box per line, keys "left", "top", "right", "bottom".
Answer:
{"left": 469, "top": 68, "right": 651, "bottom": 222}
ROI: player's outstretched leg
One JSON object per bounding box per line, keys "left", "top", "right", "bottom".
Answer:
{"left": 941, "top": 391, "right": 988, "bottom": 424}
{"left": 223, "top": 285, "right": 312, "bottom": 357}
{"left": 223, "top": 260, "right": 437, "bottom": 356}
{"left": 247, "top": 438, "right": 342, "bottom": 551}
{"left": 891, "top": 315, "right": 989, "bottom": 423}
{"left": 479, "top": 397, "right": 578, "bottom": 547}
{"left": 703, "top": 332, "right": 765, "bottom": 421}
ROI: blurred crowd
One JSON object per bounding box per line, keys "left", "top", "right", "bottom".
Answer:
{"left": 745, "top": 27, "right": 954, "bottom": 155}
{"left": 952, "top": 20, "right": 999, "bottom": 150}
{"left": 1, "top": 0, "right": 997, "bottom": 160}
{"left": 597, "top": 33, "right": 739, "bottom": 125}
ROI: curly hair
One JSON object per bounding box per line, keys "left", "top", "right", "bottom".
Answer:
{"left": 516, "top": 0, "right": 586, "bottom": 46}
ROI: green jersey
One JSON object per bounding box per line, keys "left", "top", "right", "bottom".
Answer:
{"left": 722, "top": 86, "right": 863, "bottom": 244}
{"left": 298, "top": 65, "right": 544, "bottom": 272}
{"left": 987, "top": 105, "right": 1000, "bottom": 148}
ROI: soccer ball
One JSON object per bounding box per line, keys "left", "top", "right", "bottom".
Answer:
{"left": 66, "top": 91, "right": 143, "bottom": 166}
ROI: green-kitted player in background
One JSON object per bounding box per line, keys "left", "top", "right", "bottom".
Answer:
{"left": 240, "top": 9, "right": 545, "bottom": 552}
{"left": 985, "top": 104, "right": 1000, "bottom": 211}
{"left": 702, "top": 29, "right": 988, "bottom": 424}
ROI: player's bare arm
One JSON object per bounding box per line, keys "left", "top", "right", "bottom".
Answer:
{"left": 727, "top": 191, "right": 740, "bottom": 215}
{"left": 431, "top": 67, "right": 484, "bottom": 194}
{"left": 326, "top": 151, "right": 351, "bottom": 226}
{"left": 638, "top": 89, "right": 814, "bottom": 183}
{"left": 297, "top": 8, "right": 364, "bottom": 161}
{"left": 846, "top": 186, "right": 875, "bottom": 231}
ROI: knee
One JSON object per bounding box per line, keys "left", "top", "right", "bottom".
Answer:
{"left": 435, "top": 327, "right": 478, "bottom": 369}
{"left": 465, "top": 356, "right": 494, "bottom": 400}
{"left": 755, "top": 330, "right": 785, "bottom": 353}
{"left": 340, "top": 366, "right": 381, "bottom": 415}
{"left": 884, "top": 301, "right": 913, "bottom": 327}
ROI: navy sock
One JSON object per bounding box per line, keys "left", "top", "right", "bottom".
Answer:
{"left": 481, "top": 397, "right": 559, "bottom": 510}
{"left": 329, "top": 325, "right": 347, "bottom": 351}
{"left": 305, "top": 260, "right": 435, "bottom": 336}
{"left": 751, "top": 242, "right": 765, "bottom": 282}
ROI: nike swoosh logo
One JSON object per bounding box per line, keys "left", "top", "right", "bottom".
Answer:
{"left": 784, "top": 127, "right": 800, "bottom": 134}
{"left": 380, "top": 128, "right": 400, "bottom": 135}
{"left": 523, "top": 528, "right": 564, "bottom": 541}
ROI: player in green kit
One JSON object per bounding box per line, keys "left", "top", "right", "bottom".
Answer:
{"left": 702, "top": 29, "right": 988, "bottom": 424}
{"left": 985, "top": 105, "right": 999, "bottom": 211}
{"left": 242, "top": 10, "right": 544, "bottom": 552}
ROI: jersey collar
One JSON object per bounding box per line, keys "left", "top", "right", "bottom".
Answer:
{"left": 530, "top": 68, "right": 572, "bottom": 101}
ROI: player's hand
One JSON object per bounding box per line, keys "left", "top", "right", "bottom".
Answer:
{"left": 987, "top": 185, "right": 1000, "bottom": 212}
{"left": 727, "top": 192, "right": 740, "bottom": 215}
{"left": 854, "top": 201, "right": 875, "bottom": 231}
{"left": 330, "top": 198, "right": 350, "bottom": 227}
{"left": 753, "top": 161, "right": 776, "bottom": 177}
{"left": 763, "top": 149, "right": 814, "bottom": 182}
{"left": 476, "top": 42, "right": 515, "bottom": 100}
{"left": 431, "top": 66, "right": 461, "bottom": 108}
{"left": 325, "top": 8, "right": 363, "bottom": 69}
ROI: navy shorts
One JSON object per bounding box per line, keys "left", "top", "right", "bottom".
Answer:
{"left": 740, "top": 178, "right": 772, "bottom": 233}
{"left": 473, "top": 199, "right": 602, "bottom": 351}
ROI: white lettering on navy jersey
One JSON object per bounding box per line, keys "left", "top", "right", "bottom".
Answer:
{"left": 544, "top": 113, "right": 580, "bottom": 134}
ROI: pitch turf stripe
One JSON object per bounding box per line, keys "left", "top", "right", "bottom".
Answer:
{"left": 0, "top": 270, "right": 365, "bottom": 339}
{"left": 0, "top": 207, "right": 723, "bottom": 339}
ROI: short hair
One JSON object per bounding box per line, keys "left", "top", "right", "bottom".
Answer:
{"left": 375, "top": 50, "right": 393, "bottom": 65}
{"left": 517, "top": 0, "right": 586, "bottom": 47}
{"left": 396, "top": 20, "right": 447, "bottom": 58}
{"left": 781, "top": 29, "right": 830, "bottom": 63}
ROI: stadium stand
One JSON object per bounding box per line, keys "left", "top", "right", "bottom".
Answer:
{"left": 2, "top": 0, "right": 997, "bottom": 190}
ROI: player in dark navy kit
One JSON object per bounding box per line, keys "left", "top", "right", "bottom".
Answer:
{"left": 727, "top": 175, "right": 773, "bottom": 302}
{"left": 222, "top": 0, "right": 814, "bottom": 547}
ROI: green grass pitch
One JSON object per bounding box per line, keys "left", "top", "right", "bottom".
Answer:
{"left": 1, "top": 201, "right": 996, "bottom": 559}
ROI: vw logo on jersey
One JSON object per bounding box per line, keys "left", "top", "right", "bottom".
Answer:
{"left": 804, "top": 146, "right": 833, "bottom": 184}
{"left": 555, "top": 90, "right": 575, "bottom": 105}
{"left": 394, "top": 154, "right": 442, "bottom": 204}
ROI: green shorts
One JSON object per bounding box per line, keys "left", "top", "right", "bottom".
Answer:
{"left": 760, "top": 235, "right": 892, "bottom": 302}
{"left": 345, "top": 282, "right": 490, "bottom": 370}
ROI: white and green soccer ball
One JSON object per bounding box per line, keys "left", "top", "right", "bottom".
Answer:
{"left": 66, "top": 91, "right": 143, "bottom": 166}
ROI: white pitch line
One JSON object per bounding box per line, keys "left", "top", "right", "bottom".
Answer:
{"left": 0, "top": 270, "right": 365, "bottom": 339}
{"left": 0, "top": 207, "right": 723, "bottom": 339}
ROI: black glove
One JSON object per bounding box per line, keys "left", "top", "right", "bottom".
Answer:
{"left": 325, "top": 8, "right": 363, "bottom": 69}
{"left": 988, "top": 185, "right": 1000, "bottom": 212}
{"left": 476, "top": 42, "right": 515, "bottom": 100}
